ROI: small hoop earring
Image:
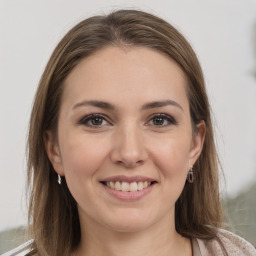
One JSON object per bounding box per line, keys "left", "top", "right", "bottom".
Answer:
{"left": 187, "top": 166, "right": 194, "bottom": 183}
{"left": 57, "top": 174, "right": 62, "bottom": 185}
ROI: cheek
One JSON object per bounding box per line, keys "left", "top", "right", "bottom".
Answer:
{"left": 150, "top": 134, "right": 191, "bottom": 180}
{"left": 59, "top": 134, "right": 109, "bottom": 180}
{"left": 153, "top": 137, "right": 191, "bottom": 207}
{"left": 58, "top": 134, "right": 111, "bottom": 210}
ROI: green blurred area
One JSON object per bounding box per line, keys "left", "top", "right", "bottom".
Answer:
{"left": 223, "top": 182, "right": 256, "bottom": 247}
{"left": 0, "top": 226, "right": 27, "bottom": 254}
{"left": 0, "top": 183, "right": 255, "bottom": 254}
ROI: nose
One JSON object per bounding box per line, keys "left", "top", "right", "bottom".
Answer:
{"left": 110, "top": 124, "right": 148, "bottom": 168}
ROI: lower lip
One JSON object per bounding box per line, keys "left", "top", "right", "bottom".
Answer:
{"left": 102, "top": 183, "right": 155, "bottom": 201}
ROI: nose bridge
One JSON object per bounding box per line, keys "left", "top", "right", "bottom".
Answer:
{"left": 110, "top": 121, "right": 147, "bottom": 167}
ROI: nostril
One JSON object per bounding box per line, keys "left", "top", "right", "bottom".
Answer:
{"left": 109, "top": 141, "right": 148, "bottom": 167}
{"left": 114, "top": 159, "right": 144, "bottom": 168}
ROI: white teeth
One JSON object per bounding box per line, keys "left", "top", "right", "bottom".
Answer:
{"left": 110, "top": 181, "right": 115, "bottom": 189}
{"left": 137, "top": 182, "right": 144, "bottom": 191}
{"left": 130, "top": 182, "right": 138, "bottom": 192}
{"left": 115, "top": 181, "right": 121, "bottom": 190}
{"left": 121, "top": 182, "right": 129, "bottom": 192}
{"left": 143, "top": 181, "right": 149, "bottom": 188}
{"left": 105, "top": 181, "right": 153, "bottom": 192}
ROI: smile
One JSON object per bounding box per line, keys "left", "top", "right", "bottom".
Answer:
{"left": 103, "top": 181, "right": 153, "bottom": 192}
{"left": 100, "top": 176, "right": 158, "bottom": 199}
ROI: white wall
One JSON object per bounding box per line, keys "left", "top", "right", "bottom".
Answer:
{"left": 1, "top": 0, "right": 256, "bottom": 231}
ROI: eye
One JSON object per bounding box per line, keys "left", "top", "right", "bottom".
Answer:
{"left": 147, "top": 114, "right": 177, "bottom": 126}
{"left": 78, "top": 114, "right": 110, "bottom": 127}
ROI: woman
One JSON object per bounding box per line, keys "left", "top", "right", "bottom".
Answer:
{"left": 4, "top": 9, "right": 256, "bottom": 256}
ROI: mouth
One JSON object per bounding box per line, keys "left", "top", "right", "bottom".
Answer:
{"left": 100, "top": 180, "right": 157, "bottom": 192}
{"left": 100, "top": 176, "right": 157, "bottom": 200}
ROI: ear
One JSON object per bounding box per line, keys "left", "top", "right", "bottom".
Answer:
{"left": 188, "top": 120, "right": 206, "bottom": 166}
{"left": 44, "top": 130, "right": 64, "bottom": 176}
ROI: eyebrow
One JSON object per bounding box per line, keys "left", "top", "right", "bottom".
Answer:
{"left": 72, "top": 100, "right": 116, "bottom": 110}
{"left": 141, "top": 100, "right": 183, "bottom": 111}
{"left": 72, "top": 99, "right": 183, "bottom": 111}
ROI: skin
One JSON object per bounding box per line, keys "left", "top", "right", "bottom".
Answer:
{"left": 45, "top": 46, "right": 205, "bottom": 256}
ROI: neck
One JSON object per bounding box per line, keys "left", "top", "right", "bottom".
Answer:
{"left": 73, "top": 212, "right": 192, "bottom": 256}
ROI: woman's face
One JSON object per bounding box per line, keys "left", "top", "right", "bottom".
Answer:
{"left": 46, "top": 46, "right": 205, "bottom": 233}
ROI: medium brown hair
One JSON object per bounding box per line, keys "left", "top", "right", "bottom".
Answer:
{"left": 27, "top": 9, "right": 223, "bottom": 255}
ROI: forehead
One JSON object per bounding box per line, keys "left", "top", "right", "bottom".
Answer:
{"left": 62, "top": 46, "right": 189, "bottom": 111}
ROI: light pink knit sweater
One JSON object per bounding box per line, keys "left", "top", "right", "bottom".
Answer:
{"left": 3, "top": 229, "right": 256, "bottom": 255}
{"left": 193, "top": 228, "right": 256, "bottom": 256}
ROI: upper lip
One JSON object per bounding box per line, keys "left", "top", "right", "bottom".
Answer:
{"left": 100, "top": 175, "right": 157, "bottom": 183}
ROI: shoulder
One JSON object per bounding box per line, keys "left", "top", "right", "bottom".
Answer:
{"left": 1, "top": 239, "right": 35, "bottom": 256}
{"left": 196, "top": 228, "right": 256, "bottom": 256}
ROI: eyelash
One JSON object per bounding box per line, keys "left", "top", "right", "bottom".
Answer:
{"left": 78, "top": 113, "right": 177, "bottom": 128}
{"left": 147, "top": 113, "right": 177, "bottom": 127}
{"left": 78, "top": 114, "right": 110, "bottom": 128}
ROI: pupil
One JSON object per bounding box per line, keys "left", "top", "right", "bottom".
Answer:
{"left": 153, "top": 117, "right": 164, "bottom": 125}
{"left": 92, "top": 117, "right": 103, "bottom": 125}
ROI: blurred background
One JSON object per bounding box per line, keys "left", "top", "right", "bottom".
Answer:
{"left": 0, "top": 0, "right": 256, "bottom": 253}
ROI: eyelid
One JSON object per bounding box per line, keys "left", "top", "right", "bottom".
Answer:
{"left": 77, "top": 113, "right": 177, "bottom": 128}
{"left": 78, "top": 113, "right": 112, "bottom": 127}
{"left": 147, "top": 113, "right": 177, "bottom": 126}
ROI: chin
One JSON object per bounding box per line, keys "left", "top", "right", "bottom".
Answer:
{"left": 106, "top": 220, "right": 151, "bottom": 233}
{"left": 101, "top": 210, "right": 157, "bottom": 233}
